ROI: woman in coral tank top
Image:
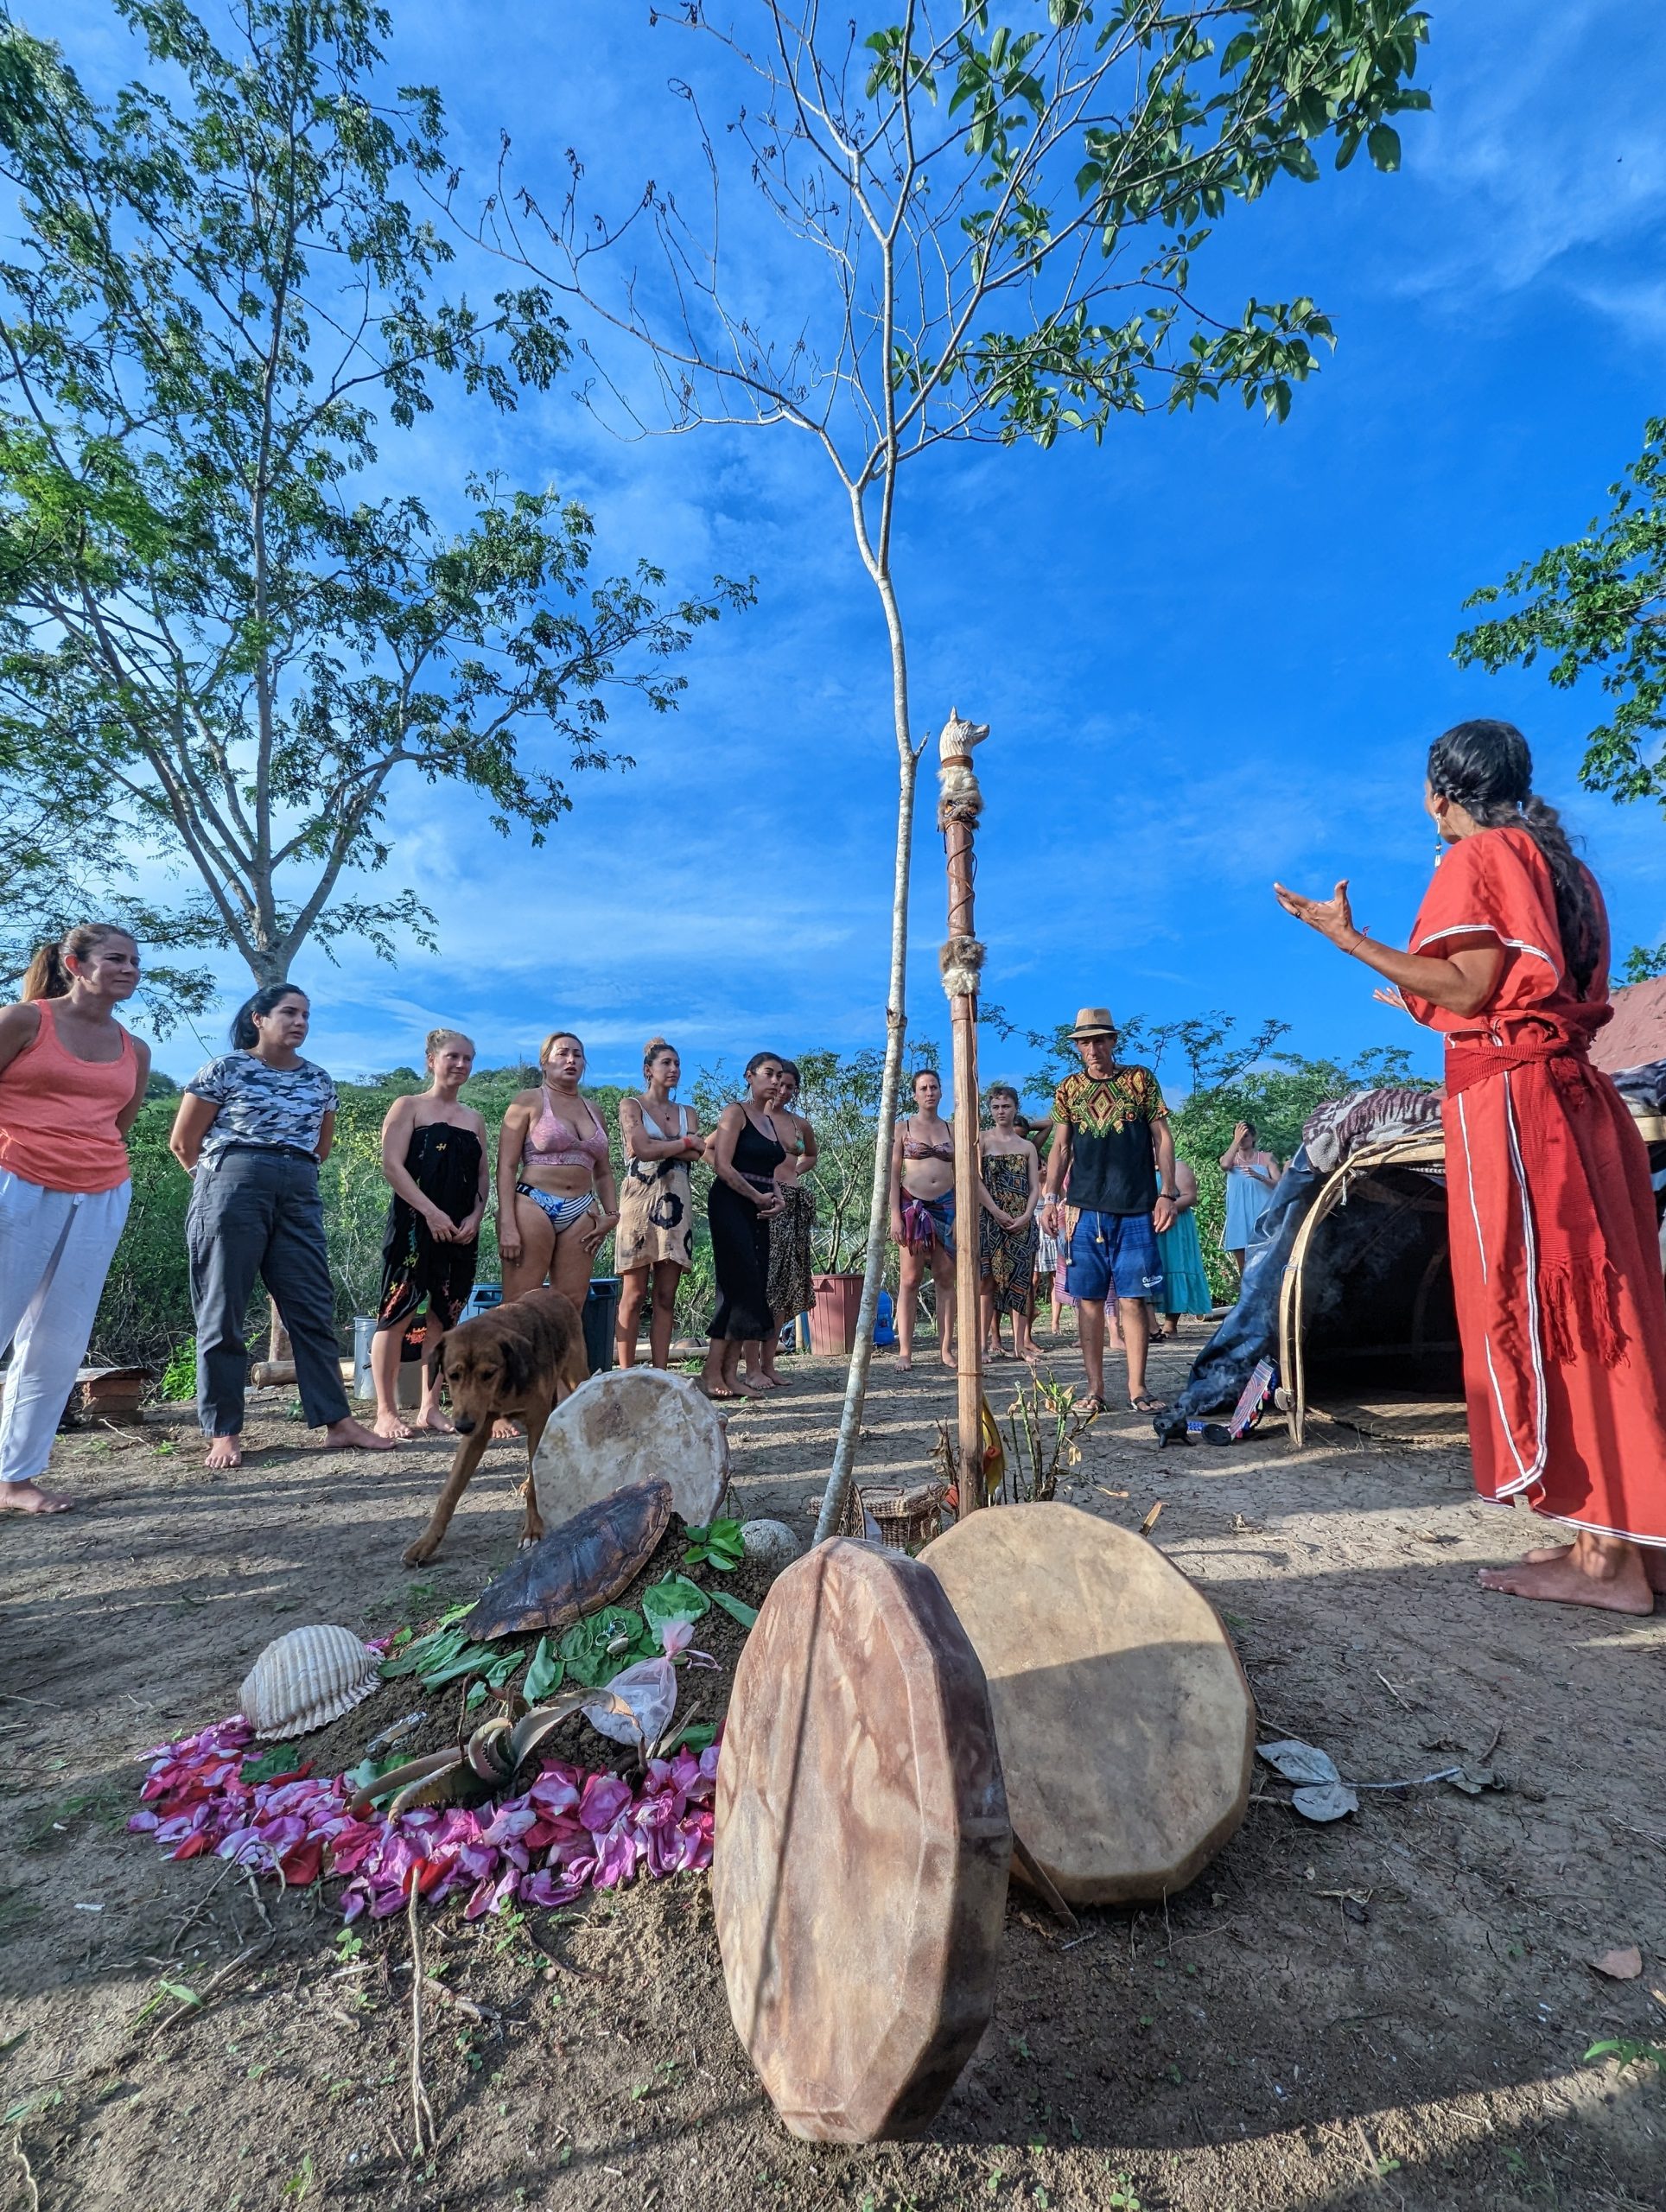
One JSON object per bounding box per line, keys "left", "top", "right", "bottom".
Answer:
{"left": 0, "top": 924, "right": 150, "bottom": 1515}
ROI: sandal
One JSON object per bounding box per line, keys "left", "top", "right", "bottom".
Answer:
{"left": 1129, "top": 1390, "right": 1168, "bottom": 1414}
{"left": 1079, "top": 1394, "right": 1107, "bottom": 1416}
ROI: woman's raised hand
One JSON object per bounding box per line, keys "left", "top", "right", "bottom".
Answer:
{"left": 1273, "top": 877, "right": 1358, "bottom": 945}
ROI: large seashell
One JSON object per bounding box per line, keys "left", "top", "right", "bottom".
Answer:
{"left": 239, "top": 1624, "right": 381, "bottom": 1740}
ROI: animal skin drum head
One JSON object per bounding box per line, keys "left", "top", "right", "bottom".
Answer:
{"left": 713, "top": 1539, "right": 1010, "bottom": 2143}
{"left": 531, "top": 1367, "right": 728, "bottom": 1530}
{"left": 924, "top": 1501, "right": 1255, "bottom": 1906}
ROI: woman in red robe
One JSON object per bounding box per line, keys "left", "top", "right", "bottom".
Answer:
{"left": 1275, "top": 719, "right": 1666, "bottom": 1615}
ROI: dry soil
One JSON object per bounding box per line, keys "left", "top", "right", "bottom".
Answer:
{"left": 3, "top": 1325, "right": 1664, "bottom": 2212}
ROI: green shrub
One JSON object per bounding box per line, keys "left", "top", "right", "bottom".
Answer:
{"left": 158, "top": 1339, "right": 196, "bottom": 1399}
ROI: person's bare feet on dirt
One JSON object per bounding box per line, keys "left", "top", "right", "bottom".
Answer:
{"left": 1478, "top": 1532, "right": 1655, "bottom": 1614}
{"left": 415, "top": 1406, "right": 455, "bottom": 1434}
{"left": 372, "top": 1407, "right": 413, "bottom": 1441}
{"left": 0, "top": 1478, "right": 75, "bottom": 1515}
{"left": 1518, "top": 1538, "right": 1666, "bottom": 1596}
{"left": 316, "top": 1416, "right": 397, "bottom": 1454}
{"left": 492, "top": 1417, "right": 523, "bottom": 1440}
{"left": 203, "top": 1433, "right": 243, "bottom": 1470}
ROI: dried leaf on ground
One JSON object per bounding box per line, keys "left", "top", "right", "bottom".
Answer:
{"left": 1590, "top": 1946, "right": 1644, "bottom": 1981}
{"left": 1256, "top": 1738, "right": 1341, "bottom": 1788}
{"left": 1292, "top": 1781, "right": 1359, "bottom": 1823}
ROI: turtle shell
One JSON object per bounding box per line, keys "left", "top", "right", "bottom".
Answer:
{"left": 239, "top": 1624, "right": 381, "bottom": 1740}
{"left": 463, "top": 1477, "right": 674, "bottom": 1641}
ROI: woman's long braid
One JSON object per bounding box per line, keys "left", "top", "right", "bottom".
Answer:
{"left": 1456, "top": 787, "right": 1601, "bottom": 998}
{"left": 1428, "top": 720, "right": 1602, "bottom": 998}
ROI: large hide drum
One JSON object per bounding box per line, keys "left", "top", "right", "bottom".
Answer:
{"left": 925, "top": 1502, "right": 1254, "bottom": 1906}
{"left": 531, "top": 1367, "right": 728, "bottom": 1530}
{"left": 713, "top": 1539, "right": 1010, "bottom": 2143}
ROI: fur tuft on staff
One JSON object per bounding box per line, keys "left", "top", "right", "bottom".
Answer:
{"left": 939, "top": 934, "right": 986, "bottom": 1001}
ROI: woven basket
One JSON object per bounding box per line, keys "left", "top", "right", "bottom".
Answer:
{"left": 857, "top": 1478, "right": 950, "bottom": 1552}
{"left": 804, "top": 1478, "right": 950, "bottom": 1551}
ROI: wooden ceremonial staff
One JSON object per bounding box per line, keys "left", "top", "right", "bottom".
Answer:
{"left": 937, "top": 708, "right": 991, "bottom": 1519}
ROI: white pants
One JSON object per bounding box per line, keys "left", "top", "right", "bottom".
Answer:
{"left": 0, "top": 1171, "right": 131, "bottom": 1486}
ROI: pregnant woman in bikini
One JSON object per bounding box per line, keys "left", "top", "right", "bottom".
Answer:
{"left": 496, "top": 1032, "right": 620, "bottom": 1320}
{"left": 888, "top": 1065, "right": 957, "bottom": 1372}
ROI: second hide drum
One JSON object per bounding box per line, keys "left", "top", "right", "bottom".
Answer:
{"left": 924, "top": 1501, "right": 1254, "bottom": 1906}
{"left": 531, "top": 1366, "right": 729, "bottom": 1530}
{"left": 713, "top": 1538, "right": 1011, "bottom": 2143}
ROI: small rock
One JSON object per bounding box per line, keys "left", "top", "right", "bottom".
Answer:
{"left": 740, "top": 1518, "right": 800, "bottom": 1568}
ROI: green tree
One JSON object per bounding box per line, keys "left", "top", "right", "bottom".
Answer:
{"left": 0, "top": 0, "right": 747, "bottom": 988}
{"left": 456, "top": 0, "right": 1431, "bottom": 1529}
{"left": 1453, "top": 415, "right": 1666, "bottom": 979}
{"left": 0, "top": 757, "right": 217, "bottom": 1031}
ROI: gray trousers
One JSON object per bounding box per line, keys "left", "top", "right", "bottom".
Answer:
{"left": 187, "top": 1147, "right": 350, "bottom": 1436}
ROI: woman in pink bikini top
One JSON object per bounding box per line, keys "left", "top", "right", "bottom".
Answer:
{"left": 495, "top": 1031, "right": 620, "bottom": 1307}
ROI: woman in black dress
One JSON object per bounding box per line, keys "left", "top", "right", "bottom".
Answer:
{"left": 371, "top": 1030, "right": 489, "bottom": 1436}
{"left": 699, "top": 1052, "right": 785, "bottom": 1400}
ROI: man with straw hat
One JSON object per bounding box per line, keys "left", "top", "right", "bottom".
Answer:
{"left": 1040, "top": 1007, "right": 1180, "bottom": 1414}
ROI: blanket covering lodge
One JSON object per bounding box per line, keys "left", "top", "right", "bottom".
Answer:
{"left": 1403, "top": 827, "right": 1666, "bottom": 1548}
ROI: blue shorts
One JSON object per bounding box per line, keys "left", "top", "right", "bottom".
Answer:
{"left": 1063, "top": 1208, "right": 1164, "bottom": 1306}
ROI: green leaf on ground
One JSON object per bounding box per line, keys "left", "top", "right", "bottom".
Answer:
{"left": 708, "top": 1589, "right": 759, "bottom": 1630}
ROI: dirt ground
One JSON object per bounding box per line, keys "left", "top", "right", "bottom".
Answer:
{"left": 3, "top": 1324, "right": 1664, "bottom": 2212}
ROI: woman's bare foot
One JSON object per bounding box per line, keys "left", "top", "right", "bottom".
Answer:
{"left": 896, "top": 1356, "right": 912, "bottom": 1372}
{"left": 1478, "top": 1533, "right": 1655, "bottom": 1614}
{"left": 415, "top": 1406, "right": 455, "bottom": 1434}
{"left": 939, "top": 1349, "right": 957, "bottom": 1370}
{"left": 733, "top": 1373, "right": 767, "bottom": 1397}
{"left": 203, "top": 1434, "right": 242, "bottom": 1471}
{"left": 0, "top": 1478, "right": 75, "bottom": 1514}
{"left": 1519, "top": 1538, "right": 1666, "bottom": 1594}
{"left": 372, "top": 1407, "right": 414, "bottom": 1440}
{"left": 492, "top": 1417, "right": 523, "bottom": 1442}
{"left": 319, "top": 1416, "right": 397, "bottom": 1454}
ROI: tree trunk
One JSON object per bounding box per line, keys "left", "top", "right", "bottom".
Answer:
{"left": 816, "top": 569, "right": 919, "bottom": 1545}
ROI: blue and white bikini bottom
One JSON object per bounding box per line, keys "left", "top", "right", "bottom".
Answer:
{"left": 517, "top": 1184, "right": 597, "bottom": 1235}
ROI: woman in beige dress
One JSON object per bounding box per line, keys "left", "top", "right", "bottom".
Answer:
{"left": 614, "top": 1038, "right": 703, "bottom": 1370}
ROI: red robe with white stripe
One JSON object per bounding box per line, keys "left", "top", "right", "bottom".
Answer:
{"left": 1403, "top": 827, "right": 1666, "bottom": 1548}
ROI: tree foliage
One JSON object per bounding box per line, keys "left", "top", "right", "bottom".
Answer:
{"left": 462, "top": 0, "right": 1431, "bottom": 1520}
{"left": 0, "top": 0, "right": 748, "bottom": 986}
{"left": 0, "top": 756, "right": 217, "bottom": 1031}
{"left": 1453, "top": 415, "right": 1666, "bottom": 816}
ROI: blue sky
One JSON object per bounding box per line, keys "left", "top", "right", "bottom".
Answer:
{"left": 48, "top": 2, "right": 1666, "bottom": 1093}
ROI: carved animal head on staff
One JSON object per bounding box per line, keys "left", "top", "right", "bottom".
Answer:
{"left": 938, "top": 707, "right": 989, "bottom": 763}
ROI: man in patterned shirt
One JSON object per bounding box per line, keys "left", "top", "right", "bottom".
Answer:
{"left": 1040, "top": 1007, "right": 1180, "bottom": 1414}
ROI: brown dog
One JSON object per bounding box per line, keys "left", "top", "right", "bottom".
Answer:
{"left": 401, "top": 1290, "right": 588, "bottom": 1567}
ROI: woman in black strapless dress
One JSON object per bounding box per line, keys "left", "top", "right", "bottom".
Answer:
{"left": 700, "top": 1052, "right": 786, "bottom": 1400}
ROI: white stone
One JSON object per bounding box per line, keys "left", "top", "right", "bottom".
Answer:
{"left": 532, "top": 1367, "right": 730, "bottom": 1532}
{"left": 740, "top": 1518, "right": 800, "bottom": 1569}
